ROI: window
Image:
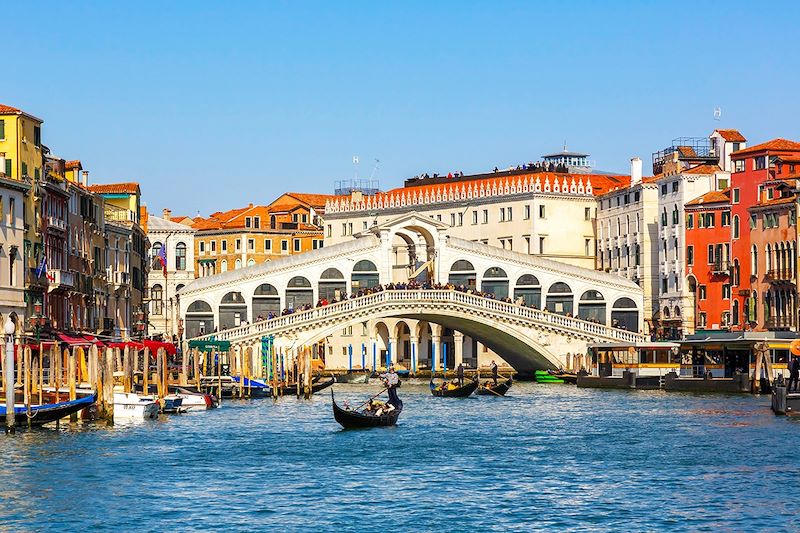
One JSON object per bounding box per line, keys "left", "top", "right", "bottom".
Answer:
{"left": 151, "top": 284, "right": 163, "bottom": 315}
{"left": 450, "top": 213, "right": 456, "bottom": 226}
{"left": 507, "top": 207, "right": 513, "bottom": 221}
{"left": 749, "top": 214, "right": 756, "bottom": 230}
{"left": 755, "top": 156, "right": 766, "bottom": 170}
{"left": 482, "top": 210, "right": 488, "bottom": 224}
{"left": 457, "top": 212, "right": 463, "bottom": 226}
{"left": 686, "top": 214, "right": 693, "bottom": 229}
{"left": 539, "top": 236, "right": 545, "bottom": 254}
{"left": 293, "top": 239, "right": 301, "bottom": 252}
{"left": 707, "top": 244, "right": 714, "bottom": 264}
{"left": 672, "top": 206, "right": 679, "bottom": 225}
{"left": 245, "top": 217, "right": 252, "bottom": 228}
{"left": 698, "top": 312, "right": 707, "bottom": 328}
{"left": 248, "top": 239, "right": 254, "bottom": 251}
{"left": 524, "top": 205, "right": 531, "bottom": 220}
{"left": 265, "top": 239, "right": 272, "bottom": 251}
{"left": 342, "top": 223, "right": 347, "bottom": 236}
{"left": 733, "top": 215, "right": 740, "bottom": 239}
{"left": 662, "top": 277, "right": 668, "bottom": 293}
{"left": 706, "top": 213, "right": 715, "bottom": 228}
{"left": 687, "top": 245, "right": 694, "bottom": 265}
{"left": 499, "top": 208, "right": 505, "bottom": 222}
{"left": 0, "top": 119, "right": 4, "bottom": 140}
{"left": 21, "top": 162, "right": 28, "bottom": 177}
{"left": 734, "top": 159, "right": 745, "bottom": 172}
{"left": 733, "top": 189, "right": 740, "bottom": 204}
{"left": 723, "top": 284, "right": 731, "bottom": 299}
{"left": 698, "top": 285, "right": 707, "bottom": 300}
{"left": 199, "top": 241, "right": 205, "bottom": 253}
{"left": 671, "top": 181, "right": 679, "bottom": 193}
{"left": 235, "top": 239, "right": 241, "bottom": 251}
{"left": 585, "top": 239, "right": 591, "bottom": 256}
{"left": 721, "top": 211, "right": 731, "bottom": 227}
{"left": 363, "top": 221, "right": 368, "bottom": 231}
{"left": 210, "top": 240, "right": 216, "bottom": 253}
{"left": 281, "top": 240, "right": 288, "bottom": 252}
{"left": 539, "top": 205, "right": 545, "bottom": 219}
{"left": 34, "top": 126, "right": 41, "bottom": 147}
{"left": 221, "top": 240, "right": 227, "bottom": 252}
{"left": 326, "top": 225, "right": 332, "bottom": 238}
{"left": 4, "top": 158, "right": 10, "bottom": 177}
{"left": 175, "top": 242, "right": 186, "bottom": 270}
{"left": 254, "top": 217, "right": 260, "bottom": 229}
{"left": 472, "top": 211, "right": 478, "bottom": 225}
{"left": 585, "top": 207, "right": 591, "bottom": 221}
{"left": 661, "top": 184, "right": 667, "bottom": 196}
{"left": 661, "top": 209, "right": 667, "bottom": 227}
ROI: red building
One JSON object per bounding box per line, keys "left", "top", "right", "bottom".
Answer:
{"left": 730, "top": 138, "right": 800, "bottom": 329}
{"left": 685, "top": 189, "right": 732, "bottom": 330}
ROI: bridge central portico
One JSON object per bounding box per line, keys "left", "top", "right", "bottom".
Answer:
{"left": 179, "top": 212, "right": 646, "bottom": 373}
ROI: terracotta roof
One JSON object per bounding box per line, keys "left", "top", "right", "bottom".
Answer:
{"left": 686, "top": 189, "right": 730, "bottom": 206}
{"left": 714, "top": 129, "right": 746, "bottom": 142}
{"left": 775, "top": 156, "right": 800, "bottom": 164}
{"left": 684, "top": 164, "right": 721, "bottom": 175}
{"left": 751, "top": 196, "right": 796, "bottom": 209}
{"left": 284, "top": 193, "right": 335, "bottom": 208}
{"left": 641, "top": 176, "right": 660, "bottom": 184}
{"left": 677, "top": 146, "right": 697, "bottom": 158}
{"left": 88, "top": 182, "right": 140, "bottom": 195}
{"left": 0, "top": 104, "right": 22, "bottom": 114}
{"left": 268, "top": 203, "right": 304, "bottom": 213}
{"left": 732, "top": 138, "right": 800, "bottom": 157}
{"left": 65, "top": 160, "right": 82, "bottom": 170}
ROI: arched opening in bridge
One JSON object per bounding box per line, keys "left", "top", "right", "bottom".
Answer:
{"left": 481, "top": 267, "right": 509, "bottom": 299}
{"left": 578, "top": 290, "right": 606, "bottom": 324}
{"left": 612, "top": 297, "right": 639, "bottom": 331}
{"left": 514, "top": 274, "right": 541, "bottom": 307}
{"left": 319, "top": 268, "right": 346, "bottom": 302}
{"left": 395, "top": 321, "right": 412, "bottom": 368}
{"left": 219, "top": 291, "right": 247, "bottom": 330}
{"left": 286, "top": 276, "right": 313, "bottom": 310}
{"left": 449, "top": 260, "right": 476, "bottom": 290}
{"left": 186, "top": 300, "right": 214, "bottom": 338}
{"left": 546, "top": 282, "right": 574, "bottom": 316}
{"left": 352, "top": 260, "right": 379, "bottom": 290}
{"left": 253, "top": 283, "right": 280, "bottom": 320}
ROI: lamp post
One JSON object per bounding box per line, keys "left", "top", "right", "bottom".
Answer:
{"left": 4, "top": 316, "right": 16, "bottom": 433}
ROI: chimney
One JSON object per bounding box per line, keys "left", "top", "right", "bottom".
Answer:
{"left": 630, "top": 157, "right": 642, "bottom": 185}
{"left": 163, "top": 208, "right": 172, "bottom": 219}
{"left": 81, "top": 170, "right": 89, "bottom": 187}
{"left": 248, "top": 203, "right": 254, "bottom": 208}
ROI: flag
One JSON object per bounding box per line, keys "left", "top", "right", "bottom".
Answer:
{"left": 158, "top": 244, "right": 167, "bottom": 275}
{"left": 35, "top": 254, "right": 47, "bottom": 279}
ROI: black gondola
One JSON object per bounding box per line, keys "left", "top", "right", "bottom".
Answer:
{"left": 429, "top": 377, "right": 478, "bottom": 397}
{"left": 1, "top": 394, "right": 96, "bottom": 427}
{"left": 476, "top": 377, "right": 513, "bottom": 396}
{"left": 331, "top": 390, "right": 402, "bottom": 429}
{"left": 276, "top": 376, "right": 335, "bottom": 396}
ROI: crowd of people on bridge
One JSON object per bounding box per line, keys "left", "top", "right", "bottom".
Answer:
{"left": 406, "top": 161, "right": 571, "bottom": 184}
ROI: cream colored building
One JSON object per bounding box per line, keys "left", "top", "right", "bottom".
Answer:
{"left": 147, "top": 215, "right": 196, "bottom": 339}
{"left": 324, "top": 168, "right": 631, "bottom": 270}
{"left": 596, "top": 158, "right": 661, "bottom": 332}
{"left": 0, "top": 174, "right": 29, "bottom": 332}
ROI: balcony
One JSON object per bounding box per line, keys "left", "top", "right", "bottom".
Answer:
{"left": 110, "top": 271, "right": 130, "bottom": 287}
{"left": 46, "top": 269, "right": 74, "bottom": 289}
{"left": 765, "top": 316, "right": 793, "bottom": 330}
{"left": 47, "top": 216, "right": 67, "bottom": 232}
{"left": 766, "top": 269, "right": 794, "bottom": 283}
{"left": 711, "top": 260, "right": 731, "bottom": 275}
{"left": 104, "top": 205, "right": 137, "bottom": 223}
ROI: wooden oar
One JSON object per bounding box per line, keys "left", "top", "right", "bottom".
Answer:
{"left": 480, "top": 384, "right": 504, "bottom": 397}
{"left": 352, "top": 387, "right": 388, "bottom": 411}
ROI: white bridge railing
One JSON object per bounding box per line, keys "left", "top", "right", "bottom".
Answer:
{"left": 193, "top": 290, "right": 646, "bottom": 344}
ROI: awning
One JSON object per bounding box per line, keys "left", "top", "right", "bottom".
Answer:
{"left": 143, "top": 340, "right": 177, "bottom": 356}
{"left": 82, "top": 335, "right": 106, "bottom": 348}
{"left": 57, "top": 333, "right": 96, "bottom": 346}
{"left": 107, "top": 341, "right": 146, "bottom": 351}
{"left": 188, "top": 339, "right": 231, "bottom": 351}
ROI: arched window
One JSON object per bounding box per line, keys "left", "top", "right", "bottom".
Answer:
{"left": 151, "top": 241, "right": 163, "bottom": 270}
{"left": 514, "top": 274, "right": 541, "bottom": 307}
{"left": 751, "top": 245, "right": 758, "bottom": 276}
{"left": 546, "top": 282, "right": 573, "bottom": 316}
{"left": 732, "top": 299, "right": 739, "bottom": 325}
{"left": 219, "top": 291, "right": 247, "bottom": 330}
{"left": 221, "top": 260, "right": 228, "bottom": 273}
{"left": 733, "top": 215, "right": 740, "bottom": 239}
{"left": 352, "top": 260, "right": 379, "bottom": 289}
{"left": 151, "top": 284, "right": 163, "bottom": 315}
{"left": 175, "top": 242, "right": 187, "bottom": 270}
{"left": 449, "top": 260, "right": 476, "bottom": 289}
{"left": 733, "top": 259, "right": 740, "bottom": 287}
{"left": 319, "top": 268, "right": 346, "bottom": 301}
{"left": 578, "top": 290, "right": 606, "bottom": 324}
{"left": 235, "top": 258, "right": 242, "bottom": 269}
{"left": 663, "top": 306, "right": 670, "bottom": 319}
{"left": 481, "top": 267, "right": 508, "bottom": 298}
{"left": 253, "top": 283, "right": 280, "bottom": 318}
{"left": 765, "top": 244, "right": 772, "bottom": 273}
{"left": 185, "top": 300, "right": 214, "bottom": 338}
{"left": 286, "top": 276, "right": 313, "bottom": 310}
{"left": 611, "top": 297, "right": 639, "bottom": 331}
{"left": 247, "top": 258, "right": 255, "bottom": 267}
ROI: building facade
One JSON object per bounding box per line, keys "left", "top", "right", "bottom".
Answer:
{"left": 0, "top": 174, "right": 29, "bottom": 332}
{"left": 146, "top": 215, "right": 196, "bottom": 339}
{"left": 324, "top": 168, "right": 630, "bottom": 270}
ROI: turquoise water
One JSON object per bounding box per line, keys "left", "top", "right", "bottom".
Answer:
{"left": 0, "top": 382, "right": 797, "bottom": 531}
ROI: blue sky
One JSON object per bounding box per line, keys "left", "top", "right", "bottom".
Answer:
{"left": 3, "top": 1, "right": 798, "bottom": 216}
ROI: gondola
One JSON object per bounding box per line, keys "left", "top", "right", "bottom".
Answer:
{"left": 548, "top": 370, "right": 578, "bottom": 384}
{"left": 429, "top": 377, "right": 478, "bottom": 397}
{"left": 476, "top": 377, "right": 513, "bottom": 396}
{"left": 276, "top": 376, "right": 335, "bottom": 396}
{"left": 0, "top": 394, "right": 96, "bottom": 427}
{"left": 331, "top": 390, "right": 402, "bottom": 429}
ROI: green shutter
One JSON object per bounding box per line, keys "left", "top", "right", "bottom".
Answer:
{"left": 0, "top": 119, "right": 5, "bottom": 139}
{"left": 4, "top": 158, "right": 10, "bottom": 177}
{"left": 21, "top": 162, "right": 27, "bottom": 177}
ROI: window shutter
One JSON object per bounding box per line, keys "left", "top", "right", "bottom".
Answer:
{"left": 4, "top": 158, "right": 10, "bottom": 176}
{"left": 0, "top": 119, "right": 5, "bottom": 139}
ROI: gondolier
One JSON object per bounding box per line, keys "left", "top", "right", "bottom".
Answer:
{"left": 457, "top": 362, "right": 465, "bottom": 386}
{"left": 380, "top": 364, "right": 400, "bottom": 407}
{"left": 490, "top": 360, "right": 499, "bottom": 385}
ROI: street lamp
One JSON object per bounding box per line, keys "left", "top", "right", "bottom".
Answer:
{"left": 4, "top": 316, "right": 16, "bottom": 433}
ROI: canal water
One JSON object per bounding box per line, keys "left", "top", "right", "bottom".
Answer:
{"left": 0, "top": 382, "right": 797, "bottom": 531}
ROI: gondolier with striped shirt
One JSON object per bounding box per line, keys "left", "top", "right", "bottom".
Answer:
{"left": 380, "top": 365, "right": 401, "bottom": 407}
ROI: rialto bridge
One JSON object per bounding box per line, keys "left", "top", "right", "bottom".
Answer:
{"left": 178, "top": 213, "right": 646, "bottom": 374}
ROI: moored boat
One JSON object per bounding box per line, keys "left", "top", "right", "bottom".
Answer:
{"left": 0, "top": 394, "right": 97, "bottom": 427}
{"left": 276, "top": 376, "right": 335, "bottom": 396}
{"left": 429, "top": 378, "right": 478, "bottom": 397}
{"left": 231, "top": 376, "right": 272, "bottom": 397}
{"left": 331, "top": 390, "right": 402, "bottom": 429}
{"left": 535, "top": 370, "right": 564, "bottom": 384}
{"left": 476, "top": 377, "right": 513, "bottom": 396}
{"left": 113, "top": 392, "right": 159, "bottom": 419}
{"left": 336, "top": 371, "right": 370, "bottom": 384}
{"left": 548, "top": 370, "right": 578, "bottom": 384}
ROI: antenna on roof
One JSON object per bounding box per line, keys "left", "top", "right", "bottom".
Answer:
{"left": 713, "top": 107, "right": 722, "bottom": 121}
{"left": 352, "top": 155, "right": 359, "bottom": 179}
{"left": 563, "top": 140, "right": 568, "bottom": 152}
{"left": 369, "top": 158, "right": 381, "bottom": 180}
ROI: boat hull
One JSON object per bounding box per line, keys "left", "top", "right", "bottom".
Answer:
{"left": 476, "top": 377, "right": 513, "bottom": 396}
{"left": 113, "top": 393, "right": 159, "bottom": 419}
{"left": 1, "top": 394, "right": 96, "bottom": 427}
{"left": 277, "top": 377, "right": 335, "bottom": 396}
{"left": 331, "top": 391, "right": 402, "bottom": 429}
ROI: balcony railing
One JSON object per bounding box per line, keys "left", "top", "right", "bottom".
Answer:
{"left": 104, "top": 205, "right": 137, "bottom": 223}
{"left": 766, "top": 269, "right": 794, "bottom": 282}
{"left": 711, "top": 260, "right": 731, "bottom": 275}
{"left": 47, "top": 216, "right": 67, "bottom": 232}
{"left": 46, "top": 269, "right": 74, "bottom": 289}
{"left": 765, "top": 316, "right": 793, "bottom": 330}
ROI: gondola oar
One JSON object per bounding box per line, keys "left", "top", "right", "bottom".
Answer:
{"left": 352, "top": 387, "right": 388, "bottom": 412}
{"left": 479, "top": 383, "right": 505, "bottom": 397}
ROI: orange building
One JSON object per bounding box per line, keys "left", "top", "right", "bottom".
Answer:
{"left": 183, "top": 192, "right": 332, "bottom": 278}
{"left": 685, "top": 189, "right": 732, "bottom": 331}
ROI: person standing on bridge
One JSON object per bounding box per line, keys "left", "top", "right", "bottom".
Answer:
{"left": 490, "top": 360, "right": 499, "bottom": 386}
{"left": 457, "top": 362, "right": 465, "bottom": 387}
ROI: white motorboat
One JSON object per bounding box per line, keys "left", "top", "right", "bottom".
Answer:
{"left": 113, "top": 392, "right": 159, "bottom": 419}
